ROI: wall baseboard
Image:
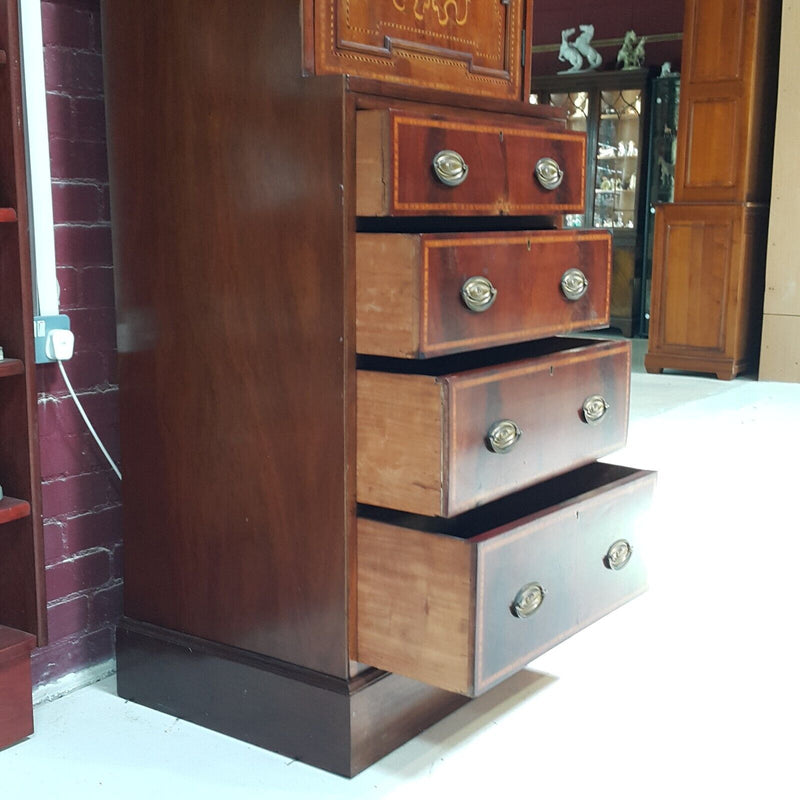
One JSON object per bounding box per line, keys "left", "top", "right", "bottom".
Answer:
{"left": 33, "top": 658, "right": 116, "bottom": 706}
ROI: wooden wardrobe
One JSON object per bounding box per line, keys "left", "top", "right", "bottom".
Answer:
{"left": 645, "top": 0, "right": 781, "bottom": 379}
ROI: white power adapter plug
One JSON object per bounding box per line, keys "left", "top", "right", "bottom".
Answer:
{"left": 46, "top": 328, "right": 75, "bottom": 361}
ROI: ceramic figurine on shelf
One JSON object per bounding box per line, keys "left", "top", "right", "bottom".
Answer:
{"left": 558, "top": 24, "right": 602, "bottom": 73}
{"left": 574, "top": 25, "right": 602, "bottom": 69}
{"left": 617, "top": 30, "right": 646, "bottom": 70}
{"left": 558, "top": 28, "right": 583, "bottom": 72}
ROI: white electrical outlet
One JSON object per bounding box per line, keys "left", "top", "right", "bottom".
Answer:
{"left": 45, "top": 328, "right": 75, "bottom": 361}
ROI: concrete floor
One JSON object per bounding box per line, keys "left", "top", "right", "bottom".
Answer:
{"left": 3, "top": 341, "right": 799, "bottom": 799}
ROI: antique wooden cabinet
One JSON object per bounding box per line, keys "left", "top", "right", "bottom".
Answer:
{"left": 103, "top": 0, "right": 653, "bottom": 776}
{"left": 0, "top": 0, "right": 47, "bottom": 750}
{"left": 645, "top": 0, "right": 780, "bottom": 379}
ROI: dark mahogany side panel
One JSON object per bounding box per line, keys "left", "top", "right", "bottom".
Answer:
{"left": 102, "top": 0, "right": 352, "bottom": 677}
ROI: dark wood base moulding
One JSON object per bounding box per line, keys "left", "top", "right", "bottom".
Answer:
{"left": 644, "top": 352, "right": 750, "bottom": 381}
{"left": 116, "top": 618, "right": 469, "bottom": 777}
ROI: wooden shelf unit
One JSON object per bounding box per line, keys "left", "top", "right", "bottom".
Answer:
{"left": 0, "top": 496, "right": 31, "bottom": 526}
{"left": 0, "top": 0, "right": 47, "bottom": 648}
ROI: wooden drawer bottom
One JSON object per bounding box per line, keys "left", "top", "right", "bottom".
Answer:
{"left": 356, "top": 463, "right": 655, "bottom": 697}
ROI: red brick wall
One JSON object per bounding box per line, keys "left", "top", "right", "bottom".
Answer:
{"left": 31, "top": 0, "right": 121, "bottom": 685}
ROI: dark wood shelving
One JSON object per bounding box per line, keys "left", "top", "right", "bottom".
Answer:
{"left": 0, "top": 496, "right": 31, "bottom": 525}
{"left": 0, "top": 358, "right": 24, "bottom": 377}
{"left": 0, "top": 0, "right": 47, "bottom": 646}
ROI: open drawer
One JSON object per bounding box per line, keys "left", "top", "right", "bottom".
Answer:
{"left": 357, "top": 338, "right": 631, "bottom": 516}
{"left": 356, "top": 229, "right": 611, "bottom": 358}
{"left": 356, "top": 462, "right": 655, "bottom": 697}
{"left": 356, "top": 108, "right": 586, "bottom": 217}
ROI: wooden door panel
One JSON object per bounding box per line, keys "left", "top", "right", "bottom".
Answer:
{"left": 685, "top": 0, "right": 748, "bottom": 82}
{"left": 681, "top": 94, "right": 743, "bottom": 192}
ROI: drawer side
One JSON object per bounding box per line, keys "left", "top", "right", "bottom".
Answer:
{"left": 357, "top": 372, "right": 445, "bottom": 515}
{"left": 356, "top": 234, "right": 421, "bottom": 357}
{"left": 356, "top": 518, "right": 476, "bottom": 695}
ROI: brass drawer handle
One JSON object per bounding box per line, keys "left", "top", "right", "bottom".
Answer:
{"left": 433, "top": 150, "right": 469, "bottom": 187}
{"left": 487, "top": 419, "right": 522, "bottom": 454}
{"left": 511, "top": 582, "right": 545, "bottom": 619}
{"left": 561, "top": 268, "right": 589, "bottom": 301}
{"left": 605, "top": 539, "right": 633, "bottom": 571}
{"left": 582, "top": 394, "right": 609, "bottom": 425}
{"left": 535, "top": 157, "right": 564, "bottom": 190}
{"left": 461, "top": 276, "right": 497, "bottom": 312}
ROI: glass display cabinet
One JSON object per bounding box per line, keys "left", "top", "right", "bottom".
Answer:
{"left": 639, "top": 73, "right": 680, "bottom": 336}
{"left": 531, "top": 69, "right": 651, "bottom": 336}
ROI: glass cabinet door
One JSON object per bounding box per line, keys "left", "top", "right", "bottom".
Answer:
{"left": 542, "top": 91, "right": 590, "bottom": 228}
{"left": 594, "top": 89, "right": 644, "bottom": 231}
{"left": 640, "top": 75, "right": 680, "bottom": 336}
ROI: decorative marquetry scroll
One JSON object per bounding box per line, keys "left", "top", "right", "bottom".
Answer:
{"left": 311, "top": 0, "right": 529, "bottom": 100}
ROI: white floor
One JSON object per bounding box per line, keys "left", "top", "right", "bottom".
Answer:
{"left": 4, "top": 343, "right": 800, "bottom": 799}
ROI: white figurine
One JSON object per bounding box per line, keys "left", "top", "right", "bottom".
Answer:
{"left": 558, "top": 24, "right": 603, "bottom": 73}
{"left": 558, "top": 28, "right": 583, "bottom": 73}
{"left": 617, "top": 30, "right": 646, "bottom": 70}
{"left": 574, "top": 24, "right": 603, "bottom": 70}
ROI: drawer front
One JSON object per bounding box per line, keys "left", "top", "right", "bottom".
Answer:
{"left": 357, "top": 110, "right": 585, "bottom": 216}
{"left": 474, "top": 470, "right": 652, "bottom": 694}
{"left": 356, "top": 463, "right": 655, "bottom": 696}
{"left": 357, "top": 339, "right": 631, "bottom": 517}
{"left": 356, "top": 230, "right": 611, "bottom": 358}
{"left": 446, "top": 340, "right": 629, "bottom": 515}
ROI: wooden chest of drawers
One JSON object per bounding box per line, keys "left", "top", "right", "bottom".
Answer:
{"left": 103, "top": 0, "right": 652, "bottom": 777}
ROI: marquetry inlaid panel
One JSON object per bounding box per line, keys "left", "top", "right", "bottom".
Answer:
{"left": 312, "top": 0, "right": 528, "bottom": 100}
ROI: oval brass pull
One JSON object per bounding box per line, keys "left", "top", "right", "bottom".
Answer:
{"left": 582, "top": 395, "right": 609, "bottom": 425}
{"left": 535, "top": 157, "right": 564, "bottom": 190}
{"left": 511, "top": 582, "right": 545, "bottom": 619}
{"left": 561, "top": 268, "right": 589, "bottom": 301}
{"left": 605, "top": 539, "right": 633, "bottom": 571}
{"left": 433, "top": 150, "right": 469, "bottom": 187}
{"left": 461, "top": 276, "right": 497, "bottom": 312}
{"left": 487, "top": 419, "right": 522, "bottom": 454}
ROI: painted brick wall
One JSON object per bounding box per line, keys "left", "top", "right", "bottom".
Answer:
{"left": 31, "top": 0, "right": 121, "bottom": 686}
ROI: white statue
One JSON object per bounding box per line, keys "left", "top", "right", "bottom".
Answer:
{"left": 558, "top": 28, "right": 583, "bottom": 73}
{"left": 574, "top": 25, "right": 603, "bottom": 70}
{"left": 617, "top": 30, "right": 646, "bottom": 70}
{"left": 558, "top": 24, "right": 603, "bottom": 73}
